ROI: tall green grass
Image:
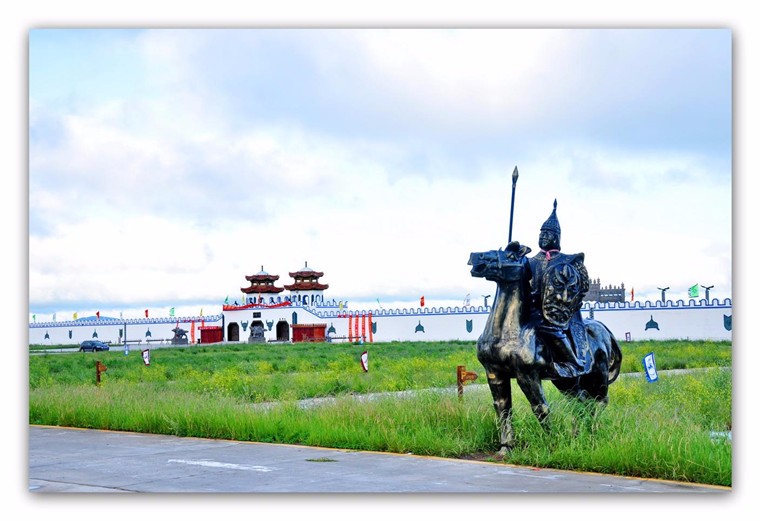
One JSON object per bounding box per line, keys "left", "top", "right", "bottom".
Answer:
{"left": 617, "top": 339, "right": 731, "bottom": 373}
{"left": 30, "top": 341, "right": 484, "bottom": 401}
{"left": 28, "top": 340, "right": 732, "bottom": 486}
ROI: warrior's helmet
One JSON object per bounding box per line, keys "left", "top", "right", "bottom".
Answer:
{"left": 540, "top": 199, "right": 561, "bottom": 248}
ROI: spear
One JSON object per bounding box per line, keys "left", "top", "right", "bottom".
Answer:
{"left": 508, "top": 166, "right": 519, "bottom": 244}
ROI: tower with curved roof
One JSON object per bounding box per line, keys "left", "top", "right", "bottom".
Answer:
{"left": 241, "top": 266, "right": 285, "bottom": 305}
{"left": 284, "top": 261, "right": 329, "bottom": 306}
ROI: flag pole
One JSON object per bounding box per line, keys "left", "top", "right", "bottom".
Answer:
{"left": 508, "top": 166, "right": 519, "bottom": 244}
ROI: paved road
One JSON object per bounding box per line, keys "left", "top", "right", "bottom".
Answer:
{"left": 28, "top": 425, "right": 728, "bottom": 493}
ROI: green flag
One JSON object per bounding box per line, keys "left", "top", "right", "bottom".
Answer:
{"left": 688, "top": 284, "right": 699, "bottom": 298}
{"left": 170, "top": 307, "right": 175, "bottom": 317}
{"left": 224, "top": 296, "right": 229, "bottom": 305}
{"left": 32, "top": 314, "right": 36, "bottom": 322}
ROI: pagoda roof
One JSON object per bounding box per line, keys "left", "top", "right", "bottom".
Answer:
{"left": 289, "top": 261, "right": 324, "bottom": 279}
{"left": 284, "top": 282, "right": 329, "bottom": 291}
{"left": 246, "top": 273, "right": 280, "bottom": 282}
{"left": 241, "top": 284, "right": 285, "bottom": 294}
{"left": 246, "top": 266, "right": 280, "bottom": 282}
{"left": 289, "top": 271, "right": 325, "bottom": 278}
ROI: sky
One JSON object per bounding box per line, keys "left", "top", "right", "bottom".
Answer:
{"left": 27, "top": 27, "right": 733, "bottom": 320}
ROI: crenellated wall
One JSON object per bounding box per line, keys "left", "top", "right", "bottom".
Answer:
{"left": 29, "top": 298, "right": 732, "bottom": 346}
{"left": 29, "top": 315, "right": 223, "bottom": 346}
{"left": 579, "top": 298, "right": 733, "bottom": 341}
{"left": 219, "top": 298, "right": 732, "bottom": 344}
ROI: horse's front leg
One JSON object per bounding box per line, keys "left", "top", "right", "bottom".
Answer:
{"left": 484, "top": 366, "right": 514, "bottom": 455}
{"left": 515, "top": 370, "right": 550, "bottom": 431}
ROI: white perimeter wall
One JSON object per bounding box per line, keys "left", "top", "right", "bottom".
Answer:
{"left": 29, "top": 316, "right": 223, "bottom": 346}
{"left": 220, "top": 299, "right": 732, "bottom": 344}
{"left": 30, "top": 299, "right": 732, "bottom": 345}
{"left": 580, "top": 300, "right": 733, "bottom": 342}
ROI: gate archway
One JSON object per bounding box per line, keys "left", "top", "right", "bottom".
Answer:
{"left": 227, "top": 322, "right": 240, "bottom": 342}
{"left": 276, "top": 320, "right": 289, "bottom": 342}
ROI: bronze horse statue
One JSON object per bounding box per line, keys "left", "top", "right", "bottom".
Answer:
{"left": 469, "top": 243, "right": 622, "bottom": 454}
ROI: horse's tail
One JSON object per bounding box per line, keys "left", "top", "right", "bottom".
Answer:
{"left": 600, "top": 322, "right": 623, "bottom": 384}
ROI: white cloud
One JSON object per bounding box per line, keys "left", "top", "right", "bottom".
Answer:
{"left": 345, "top": 29, "right": 576, "bottom": 122}
{"left": 28, "top": 28, "right": 732, "bottom": 315}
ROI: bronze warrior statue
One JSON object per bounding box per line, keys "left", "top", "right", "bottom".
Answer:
{"left": 469, "top": 193, "right": 621, "bottom": 454}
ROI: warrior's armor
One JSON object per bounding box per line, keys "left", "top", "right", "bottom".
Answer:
{"left": 526, "top": 200, "right": 592, "bottom": 379}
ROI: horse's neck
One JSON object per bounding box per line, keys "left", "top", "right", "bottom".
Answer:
{"left": 489, "top": 280, "right": 523, "bottom": 339}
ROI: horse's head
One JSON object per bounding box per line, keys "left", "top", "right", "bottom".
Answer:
{"left": 469, "top": 242, "right": 532, "bottom": 283}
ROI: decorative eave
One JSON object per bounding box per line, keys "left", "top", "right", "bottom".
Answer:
{"left": 246, "top": 273, "right": 280, "bottom": 282}
{"left": 288, "top": 261, "right": 324, "bottom": 279}
{"left": 284, "top": 282, "right": 329, "bottom": 291}
{"left": 241, "top": 284, "right": 285, "bottom": 294}
{"left": 245, "top": 265, "right": 280, "bottom": 282}
{"left": 289, "top": 270, "right": 325, "bottom": 279}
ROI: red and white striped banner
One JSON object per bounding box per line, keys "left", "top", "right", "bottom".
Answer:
{"left": 368, "top": 312, "right": 373, "bottom": 342}
{"left": 348, "top": 314, "right": 353, "bottom": 342}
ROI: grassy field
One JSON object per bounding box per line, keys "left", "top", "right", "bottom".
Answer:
{"left": 28, "top": 339, "right": 732, "bottom": 486}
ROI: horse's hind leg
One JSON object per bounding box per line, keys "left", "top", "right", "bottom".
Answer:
{"left": 515, "top": 370, "right": 550, "bottom": 431}
{"left": 554, "top": 376, "right": 602, "bottom": 437}
{"left": 581, "top": 355, "right": 610, "bottom": 407}
{"left": 484, "top": 366, "right": 515, "bottom": 454}
{"left": 577, "top": 359, "right": 611, "bottom": 433}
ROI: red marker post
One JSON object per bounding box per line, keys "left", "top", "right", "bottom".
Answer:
{"left": 456, "top": 365, "right": 478, "bottom": 399}
{"left": 95, "top": 360, "right": 107, "bottom": 385}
